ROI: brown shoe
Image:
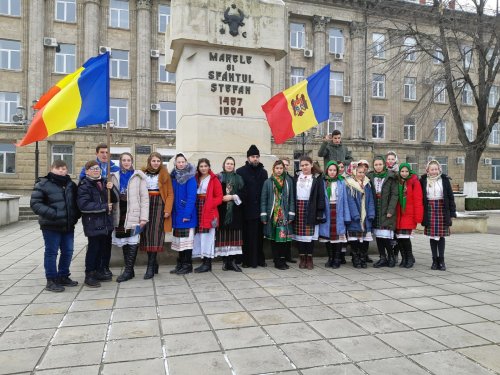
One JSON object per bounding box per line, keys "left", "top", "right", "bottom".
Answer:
{"left": 306, "top": 255, "right": 314, "bottom": 270}
{"left": 299, "top": 255, "right": 306, "bottom": 269}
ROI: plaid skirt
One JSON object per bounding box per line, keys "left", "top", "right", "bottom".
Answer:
{"left": 140, "top": 195, "right": 165, "bottom": 252}
{"left": 196, "top": 196, "right": 210, "bottom": 234}
{"left": 424, "top": 199, "right": 450, "bottom": 238}
{"left": 215, "top": 228, "right": 243, "bottom": 256}
{"left": 294, "top": 200, "right": 315, "bottom": 237}
{"left": 319, "top": 203, "right": 347, "bottom": 243}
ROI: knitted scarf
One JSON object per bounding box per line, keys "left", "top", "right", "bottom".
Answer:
{"left": 398, "top": 162, "right": 415, "bottom": 212}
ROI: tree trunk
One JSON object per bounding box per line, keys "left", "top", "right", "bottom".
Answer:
{"left": 463, "top": 148, "right": 482, "bottom": 198}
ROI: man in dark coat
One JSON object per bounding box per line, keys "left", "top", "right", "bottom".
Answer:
{"left": 280, "top": 156, "right": 297, "bottom": 263}
{"left": 236, "top": 145, "right": 268, "bottom": 268}
{"left": 31, "top": 160, "right": 81, "bottom": 292}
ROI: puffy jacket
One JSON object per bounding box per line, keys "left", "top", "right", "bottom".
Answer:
{"left": 367, "top": 170, "right": 399, "bottom": 231}
{"left": 77, "top": 177, "right": 119, "bottom": 237}
{"left": 171, "top": 174, "right": 198, "bottom": 229}
{"left": 30, "top": 173, "right": 80, "bottom": 232}
{"left": 420, "top": 174, "right": 457, "bottom": 227}
{"left": 345, "top": 177, "right": 376, "bottom": 233}
{"left": 196, "top": 170, "right": 223, "bottom": 229}
{"left": 396, "top": 174, "right": 424, "bottom": 230}
{"left": 110, "top": 170, "right": 149, "bottom": 229}
{"left": 319, "top": 178, "right": 350, "bottom": 238}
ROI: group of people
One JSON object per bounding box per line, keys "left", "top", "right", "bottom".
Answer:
{"left": 31, "top": 130, "right": 456, "bottom": 293}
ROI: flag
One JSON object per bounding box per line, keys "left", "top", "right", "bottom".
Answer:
{"left": 17, "top": 53, "right": 110, "bottom": 147}
{"left": 262, "top": 64, "right": 330, "bottom": 144}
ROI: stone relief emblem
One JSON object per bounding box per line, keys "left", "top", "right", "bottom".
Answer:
{"left": 291, "top": 94, "right": 308, "bottom": 117}
{"left": 220, "top": 4, "right": 246, "bottom": 38}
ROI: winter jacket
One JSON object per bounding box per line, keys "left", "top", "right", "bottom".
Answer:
{"left": 294, "top": 174, "right": 326, "bottom": 225}
{"left": 30, "top": 173, "right": 80, "bottom": 232}
{"left": 236, "top": 162, "right": 268, "bottom": 220}
{"left": 110, "top": 170, "right": 149, "bottom": 229}
{"left": 77, "top": 177, "right": 119, "bottom": 237}
{"left": 143, "top": 168, "right": 174, "bottom": 232}
{"left": 260, "top": 176, "right": 296, "bottom": 239}
{"left": 396, "top": 174, "right": 424, "bottom": 230}
{"left": 319, "top": 179, "right": 350, "bottom": 238}
{"left": 318, "top": 142, "right": 353, "bottom": 168}
{"left": 345, "top": 177, "right": 376, "bottom": 233}
{"left": 367, "top": 170, "right": 399, "bottom": 231}
{"left": 79, "top": 158, "right": 119, "bottom": 180}
{"left": 171, "top": 174, "right": 197, "bottom": 229}
{"left": 420, "top": 174, "right": 457, "bottom": 227}
{"left": 217, "top": 173, "right": 246, "bottom": 230}
{"left": 197, "top": 171, "right": 223, "bottom": 229}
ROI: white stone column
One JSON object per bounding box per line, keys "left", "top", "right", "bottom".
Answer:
{"left": 27, "top": 0, "right": 45, "bottom": 106}
{"left": 136, "top": 0, "right": 152, "bottom": 129}
{"left": 349, "top": 21, "right": 367, "bottom": 139}
{"left": 83, "top": 0, "right": 101, "bottom": 60}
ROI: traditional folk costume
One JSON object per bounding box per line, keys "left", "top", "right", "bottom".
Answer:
{"left": 420, "top": 160, "right": 456, "bottom": 271}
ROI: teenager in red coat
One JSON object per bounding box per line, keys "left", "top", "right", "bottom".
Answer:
{"left": 193, "top": 158, "right": 223, "bottom": 273}
{"left": 395, "top": 163, "right": 423, "bottom": 268}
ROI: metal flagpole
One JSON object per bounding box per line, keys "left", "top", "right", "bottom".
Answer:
{"left": 106, "top": 120, "right": 114, "bottom": 214}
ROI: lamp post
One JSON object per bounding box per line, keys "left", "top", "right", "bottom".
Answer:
{"left": 297, "top": 126, "right": 318, "bottom": 157}
{"left": 13, "top": 100, "right": 39, "bottom": 181}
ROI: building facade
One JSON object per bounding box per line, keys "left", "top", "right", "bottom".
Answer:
{"left": 1, "top": 0, "right": 499, "bottom": 192}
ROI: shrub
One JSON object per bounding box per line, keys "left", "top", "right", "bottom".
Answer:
{"left": 465, "top": 198, "right": 500, "bottom": 211}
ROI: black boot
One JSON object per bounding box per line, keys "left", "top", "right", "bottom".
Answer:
{"left": 331, "top": 246, "right": 342, "bottom": 269}
{"left": 45, "top": 278, "right": 65, "bottom": 292}
{"left": 359, "top": 244, "right": 367, "bottom": 269}
{"left": 117, "top": 245, "right": 137, "bottom": 283}
{"left": 94, "top": 269, "right": 112, "bottom": 282}
{"left": 194, "top": 258, "right": 212, "bottom": 273}
{"left": 374, "top": 239, "right": 388, "bottom": 268}
{"left": 275, "top": 257, "right": 287, "bottom": 270}
{"left": 399, "top": 247, "right": 407, "bottom": 268}
{"left": 438, "top": 256, "right": 446, "bottom": 271}
{"left": 405, "top": 244, "right": 415, "bottom": 269}
{"left": 144, "top": 252, "right": 156, "bottom": 279}
{"left": 58, "top": 275, "right": 78, "bottom": 287}
{"left": 431, "top": 256, "right": 438, "bottom": 270}
{"left": 325, "top": 243, "right": 333, "bottom": 267}
{"left": 351, "top": 244, "right": 361, "bottom": 268}
{"left": 387, "top": 246, "right": 396, "bottom": 268}
{"left": 340, "top": 251, "right": 347, "bottom": 264}
{"left": 176, "top": 250, "right": 193, "bottom": 275}
{"left": 170, "top": 253, "right": 182, "bottom": 274}
{"left": 84, "top": 271, "right": 101, "bottom": 288}
{"left": 373, "top": 256, "right": 388, "bottom": 268}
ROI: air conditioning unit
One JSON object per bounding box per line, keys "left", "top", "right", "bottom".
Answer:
{"left": 343, "top": 96, "right": 351, "bottom": 103}
{"left": 99, "top": 46, "right": 111, "bottom": 55}
{"left": 150, "top": 103, "right": 161, "bottom": 111}
{"left": 304, "top": 49, "right": 313, "bottom": 58}
{"left": 334, "top": 53, "right": 344, "bottom": 60}
{"left": 484, "top": 157, "right": 492, "bottom": 165}
{"left": 150, "top": 49, "right": 160, "bottom": 58}
{"left": 43, "top": 37, "right": 58, "bottom": 47}
{"left": 455, "top": 156, "right": 465, "bottom": 165}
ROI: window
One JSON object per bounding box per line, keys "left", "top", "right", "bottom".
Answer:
{"left": 372, "top": 115, "right": 385, "bottom": 139}
{"left": 434, "top": 119, "right": 446, "bottom": 143}
{"left": 433, "top": 48, "right": 443, "bottom": 64}
{"left": 372, "top": 74, "right": 385, "bottom": 98}
{"left": 464, "top": 121, "right": 474, "bottom": 141}
{"left": 489, "top": 85, "right": 499, "bottom": 108}
{"left": 0, "top": 144, "right": 15, "bottom": 173}
{"left": 487, "top": 48, "right": 499, "bottom": 70}
{"left": 290, "top": 23, "right": 305, "bottom": 49}
{"left": 0, "top": 0, "right": 20, "bottom": 16}
{"left": 328, "top": 28, "right": 344, "bottom": 54}
{"left": 51, "top": 144, "right": 74, "bottom": 174}
{"left": 329, "top": 71, "right": 343, "bottom": 96}
{"left": 55, "top": 0, "right": 76, "bottom": 23}
{"left": 110, "top": 98, "right": 128, "bottom": 128}
{"left": 372, "top": 33, "right": 385, "bottom": 58}
{"left": 404, "top": 77, "right": 417, "bottom": 100}
{"left": 490, "top": 123, "right": 499, "bottom": 145}
{"left": 403, "top": 37, "right": 417, "bottom": 62}
{"left": 492, "top": 159, "right": 500, "bottom": 181}
{"left": 290, "top": 67, "right": 305, "bottom": 86}
{"left": 110, "top": 49, "right": 129, "bottom": 79}
{"left": 328, "top": 112, "right": 343, "bottom": 134}
{"left": 110, "top": 146, "right": 130, "bottom": 166}
{"left": 109, "top": 0, "right": 129, "bottom": 29}
{"left": 0, "top": 39, "right": 21, "bottom": 70}
{"left": 158, "top": 4, "right": 171, "bottom": 33}
{"left": 406, "top": 156, "right": 418, "bottom": 173}
{"left": 404, "top": 116, "right": 416, "bottom": 141}
{"left": 434, "top": 81, "right": 446, "bottom": 103}
{"left": 157, "top": 148, "right": 175, "bottom": 166}
{"left": 0, "top": 91, "right": 19, "bottom": 123}
{"left": 462, "top": 46, "right": 473, "bottom": 69}
{"left": 434, "top": 156, "right": 448, "bottom": 175}
{"left": 159, "top": 101, "right": 176, "bottom": 130}
{"left": 158, "top": 55, "right": 175, "bottom": 83}
{"left": 54, "top": 43, "right": 76, "bottom": 74}
{"left": 462, "top": 83, "right": 473, "bottom": 105}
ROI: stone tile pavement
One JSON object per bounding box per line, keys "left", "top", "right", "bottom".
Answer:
{"left": 1, "top": 221, "right": 500, "bottom": 374}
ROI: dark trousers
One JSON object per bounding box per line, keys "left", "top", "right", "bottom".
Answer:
{"left": 297, "top": 241, "right": 314, "bottom": 255}
{"left": 86, "top": 234, "right": 110, "bottom": 274}
{"left": 42, "top": 229, "right": 75, "bottom": 279}
{"left": 271, "top": 241, "right": 288, "bottom": 262}
{"left": 242, "top": 219, "right": 265, "bottom": 267}
{"left": 285, "top": 241, "right": 293, "bottom": 261}
{"left": 98, "top": 232, "right": 112, "bottom": 270}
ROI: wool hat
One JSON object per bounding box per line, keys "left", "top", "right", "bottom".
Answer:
{"left": 247, "top": 144, "right": 260, "bottom": 157}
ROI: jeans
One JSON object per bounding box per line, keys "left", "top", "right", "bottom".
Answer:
{"left": 86, "top": 234, "right": 110, "bottom": 274}
{"left": 42, "top": 229, "right": 75, "bottom": 279}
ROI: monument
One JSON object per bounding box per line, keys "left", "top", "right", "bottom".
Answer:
{"left": 165, "top": 0, "right": 286, "bottom": 168}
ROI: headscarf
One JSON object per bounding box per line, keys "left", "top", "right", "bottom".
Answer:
{"left": 219, "top": 157, "right": 244, "bottom": 226}
{"left": 426, "top": 159, "right": 442, "bottom": 188}
{"left": 324, "top": 161, "right": 343, "bottom": 200}
{"left": 386, "top": 151, "right": 399, "bottom": 172}
{"left": 144, "top": 152, "right": 163, "bottom": 175}
{"left": 398, "top": 162, "right": 415, "bottom": 212}
{"left": 119, "top": 153, "right": 134, "bottom": 194}
{"left": 372, "top": 156, "right": 388, "bottom": 178}
{"left": 345, "top": 161, "right": 370, "bottom": 231}
{"left": 172, "top": 162, "right": 196, "bottom": 185}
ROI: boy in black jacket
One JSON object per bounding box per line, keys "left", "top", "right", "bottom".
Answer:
{"left": 31, "top": 160, "right": 80, "bottom": 292}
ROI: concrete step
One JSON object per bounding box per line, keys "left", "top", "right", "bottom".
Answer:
{"left": 19, "top": 216, "right": 38, "bottom": 221}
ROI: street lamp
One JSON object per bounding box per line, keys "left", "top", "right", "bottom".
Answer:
{"left": 296, "top": 126, "right": 318, "bottom": 157}
{"left": 12, "top": 101, "right": 39, "bottom": 181}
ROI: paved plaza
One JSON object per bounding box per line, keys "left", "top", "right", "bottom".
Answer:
{"left": 1, "top": 221, "right": 500, "bottom": 375}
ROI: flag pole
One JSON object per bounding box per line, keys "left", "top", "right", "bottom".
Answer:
{"left": 106, "top": 120, "right": 114, "bottom": 214}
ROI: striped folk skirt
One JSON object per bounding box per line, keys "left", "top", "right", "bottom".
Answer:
{"left": 140, "top": 194, "right": 165, "bottom": 252}
{"left": 214, "top": 228, "right": 243, "bottom": 257}
{"left": 293, "top": 200, "right": 318, "bottom": 242}
{"left": 319, "top": 203, "right": 347, "bottom": 243}
{"left": 424, "top": 199, "right": 450, "bottom": 239}
{"left": 171, "top": 228, "right": 195, "bottom": 252}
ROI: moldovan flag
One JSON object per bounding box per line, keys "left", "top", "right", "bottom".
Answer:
{"left": 17, "top": 52, "right": 110, "bottom": 147}
{"left": 262, "top": 64, "right": 330, "bottom": 144}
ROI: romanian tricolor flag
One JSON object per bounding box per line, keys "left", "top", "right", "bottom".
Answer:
{"left": 17, "top": 53, "right": 110, "bottom": 147}
{"left": 262, "top": 64, "right": 330, "bottom": 144}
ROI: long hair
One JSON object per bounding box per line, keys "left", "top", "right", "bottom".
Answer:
{"left": 299, "top": 156, "right": 322, "bottom": 175}
{"left": 222, "top": 156, "right": 236, "bottom": 172}
{"left": 197, "top": 158, "right": 211, "bottom": 174}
